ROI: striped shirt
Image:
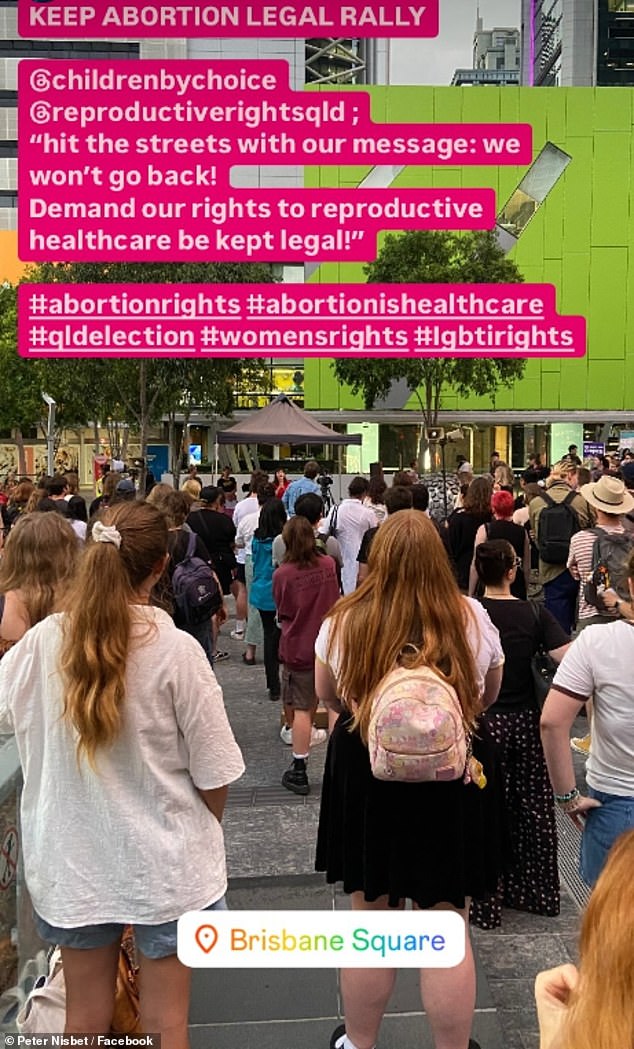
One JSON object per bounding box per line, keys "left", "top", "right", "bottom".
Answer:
{"left": 567, "top": 524, "right": 624, "bottom": 620}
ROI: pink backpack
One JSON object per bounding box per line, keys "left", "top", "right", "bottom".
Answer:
{"left": 368, "top": 664, "right": 468, "bottom": 783}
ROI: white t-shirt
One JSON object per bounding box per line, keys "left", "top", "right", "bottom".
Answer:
{"left": 552, "top": 621, "right": 634, "bottom": 796}
{"left": 324, "top": 499, "right": 377, "bottom": 595}
{"left": 315, "top": 596, "right": 504, "bottom": 703}
{"left": 235, "top": 509, "right": 260, "bottom": 558}
{"left": 0, "top": 607, "right": 245, "bottom": 926}
{"left": 232, "top": 495, "right": 259, "bottom": 564}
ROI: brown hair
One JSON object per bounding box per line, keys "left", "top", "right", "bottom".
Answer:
{"left": 523, "top": 483, "right": 543, "bottom": 505}
{"left": 560, "top": 829, "right": 634, "bottom": 1049}
{"left": 282, "top": 516, "right": 319, "bottom": 568}
{"left": 325, "top": 511, "right": 481, "bottom": 742}
{"left": 391, "top": 470, "right": 414, "bottom": 487}
{"left": 0, "top": 512, "right": 79, "bottom": 626}
{"left": 8, "top": 480, "right": 34, "bottom": 508}
{"left": 158, "top": 488, "right": 191, "bottom": 528}
{"left": 144, "top": 482, "right": 174, "bottom": 513}
{"left": 101, "top": 472, "right": 119, "bottom": 502}
{"left": 367, "top": 476, "right": 387, "bottom": 504}
{"left": 463, "top": 476, "right": 493, "bottom": 515}
{"left": 60, "top": 501, "right": 168, "bottom": 768}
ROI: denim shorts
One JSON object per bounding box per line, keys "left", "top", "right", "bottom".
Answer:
{"left": 34, "top": 896, "right": 228, "bottom": 960}
{"left": 580, "top": 787, "right": 634, "bottom": 886}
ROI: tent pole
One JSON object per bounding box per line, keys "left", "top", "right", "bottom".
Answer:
{"left": 214, "top": 440, "right": 219, "bottom": 482}
{"left": 337, "top": 443, "right": 342, "bottom": 503}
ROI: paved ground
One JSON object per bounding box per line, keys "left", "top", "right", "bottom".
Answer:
{"left": 192, "top": 620, "right": 591, "bottom": 1049}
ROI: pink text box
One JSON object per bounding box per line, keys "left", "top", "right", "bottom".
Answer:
{"left": 22, "top": 188, "right": 496, "bottom": 263}
{"left": 20, "top": 0, "right": 440, "bottom": 39}
{"left": 19, "top": 284, "right": 587, "bottom": 360}
{"left": 19, "top": 60, "right": 532, "bottom": 263}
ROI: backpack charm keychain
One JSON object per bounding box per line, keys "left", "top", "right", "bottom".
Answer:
{"left": 466, "top": 757, "right": 487, "bottom": 789}
{"left": 462, "top": 733, "right": 487, "bottom": 789}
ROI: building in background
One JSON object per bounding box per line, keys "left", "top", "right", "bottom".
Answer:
{"left": 452, "top": 14, "right": 520, "bottom": 86}
{"left": 303, "top": 84, "right": 634, "bottom": 470}
{"left": 0, "top": 2, "right": 388, "bottom": 232}
{"left": 521, "top": 0, "right": 634, "bottom": 87}
{"left": 305, "top": 38, "right": 389, "bottom": 85}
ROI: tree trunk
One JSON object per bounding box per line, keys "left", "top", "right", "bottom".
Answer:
{"left": 137, "top": 361, "right": 148, "bottom": 496}
{"left": 167, "top": 413, "right": 177, "bottom": 484}
{"left": 180, "top": 408, "right": 192, "bottom": 476}
{"left": 121, "top": 425, "right": 130, "bottom": 463}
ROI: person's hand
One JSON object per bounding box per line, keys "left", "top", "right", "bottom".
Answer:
{"left": 535, "top": 963, "right": 579, "bottom": 1049}
{"left": 564, "top": 794, "right": 602, "bottom": 831}
{"left": 601, "top": 587, "right": 619, "bottom": 610}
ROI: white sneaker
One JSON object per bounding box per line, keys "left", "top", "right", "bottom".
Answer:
{"left": 280, "top": 726, "right": 327, "bottom": 746}
{"left": 230, "top": 629, "right": 244, "bottom": 640}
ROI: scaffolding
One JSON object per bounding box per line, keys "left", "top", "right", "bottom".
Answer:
{"left": 305, "top": 38, "right": 380, "bottom": 84}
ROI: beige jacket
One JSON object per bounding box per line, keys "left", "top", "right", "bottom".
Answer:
{"left": 529, "top": 481, "right": 591, "bottom": 584}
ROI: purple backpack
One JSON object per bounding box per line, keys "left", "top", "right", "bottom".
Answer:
{"left": 171, "top": 532, "right": 222, "bottom": 626}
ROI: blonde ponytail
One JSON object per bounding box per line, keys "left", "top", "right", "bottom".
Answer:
{"left": 60, "top": 502, "right": 168, "bottom": 767}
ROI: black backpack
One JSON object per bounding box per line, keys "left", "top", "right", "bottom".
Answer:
{"left": 536, "top": 491, "right": 580, "bottom": 564}
{"left": 171, "top": 532, "right": 222, "bottom": 627}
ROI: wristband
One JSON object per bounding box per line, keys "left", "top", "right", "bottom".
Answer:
{"left": 558, "top": 788, "right": 583, "bottom": 809}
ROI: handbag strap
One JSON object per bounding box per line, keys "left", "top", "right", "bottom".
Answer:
{"left": 528, "top": 600, "right": 545, "bottom": 651}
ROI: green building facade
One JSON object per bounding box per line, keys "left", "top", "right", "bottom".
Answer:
{"left": 300, "top": 86, "right": 634, "bottom": 469}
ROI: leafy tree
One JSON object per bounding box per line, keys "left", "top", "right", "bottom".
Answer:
{"left": 0, "top": 283, "right": 46, "bottom": 474}
{"left": 332, "top": 230, "right": 526, "bottom": 444}
{"left": 20, "top": 262, "right": 276, "bottom": 488}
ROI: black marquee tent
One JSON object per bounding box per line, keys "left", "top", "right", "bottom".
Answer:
{"left": 216, "top": 394, "right": 362, "bottom": 447}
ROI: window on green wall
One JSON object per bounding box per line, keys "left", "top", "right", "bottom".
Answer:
{"left": 497, "top": 142, "right": 571, "bottom": 241}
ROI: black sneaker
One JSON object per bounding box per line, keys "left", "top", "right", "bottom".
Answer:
{"left": 282, "top": 760, "right": 309, "bottom": 795}
{"left": 468, "top": 1040, "right": 482, "bottom": 1049}
{"left": 329, "top": 1024, "right": 346, "bottom": 1049}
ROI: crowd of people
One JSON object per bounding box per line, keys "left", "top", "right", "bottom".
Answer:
{"left": 0, "top": 446, "right": 633, "bottom": 1049}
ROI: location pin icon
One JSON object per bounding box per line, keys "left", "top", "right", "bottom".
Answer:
{"left": 195, "top": 924, "right": 218, "bottom": 954}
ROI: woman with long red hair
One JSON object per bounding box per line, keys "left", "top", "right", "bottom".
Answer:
{"left": 535, "top": 828, "right": 634, "bottom": 1049}
{"left": 315, "top": 511, "right": 506, "bottom": 1049}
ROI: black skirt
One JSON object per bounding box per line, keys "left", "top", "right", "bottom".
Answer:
{"left": 315, "top": 713, "right": 507, "bottom": 909}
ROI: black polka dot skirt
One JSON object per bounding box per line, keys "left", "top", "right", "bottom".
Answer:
{"left": 470, "top": 707, "right": 560, "bottom": 930}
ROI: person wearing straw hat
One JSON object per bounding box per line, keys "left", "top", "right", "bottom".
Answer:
{"left": 568, "top": 475, "right": 634, "bottom": 631}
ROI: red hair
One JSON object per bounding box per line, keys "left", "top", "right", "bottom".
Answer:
{"left": 491, "top": 490, "right": 514, "bottom": 519}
